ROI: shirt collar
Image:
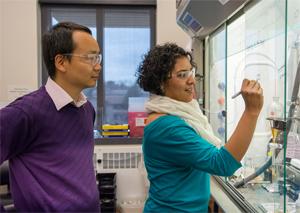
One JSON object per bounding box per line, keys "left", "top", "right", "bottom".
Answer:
{"left": 45, "top": 77, "right": 87, "bottom": 111}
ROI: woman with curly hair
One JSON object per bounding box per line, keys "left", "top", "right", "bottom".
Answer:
{"left": 136, "top": 43, "right": 264, "bottom": 212}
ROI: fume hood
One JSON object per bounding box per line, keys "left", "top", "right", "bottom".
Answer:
{"left": 176, "top": 0, "right": 250, "bottom": 38}
{"left": 178, "top": 0, "right": 300, "bottom": 212}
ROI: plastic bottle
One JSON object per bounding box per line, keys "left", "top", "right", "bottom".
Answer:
{"left": 268, "top": 96, "right": 283, "bottom": 118}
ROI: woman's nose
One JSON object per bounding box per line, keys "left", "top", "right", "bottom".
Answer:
{"left": 187, "top": 75, "right": 195, "bottom": 84}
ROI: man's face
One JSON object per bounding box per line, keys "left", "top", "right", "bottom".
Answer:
{"left": 64, "top": 31, "right": 101, "bottom": 90}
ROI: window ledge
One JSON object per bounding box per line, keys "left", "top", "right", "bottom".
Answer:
{"left": 94, "top": 137, "right": 142, "bottom": 145}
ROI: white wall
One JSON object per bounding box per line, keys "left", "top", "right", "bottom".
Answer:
{"left": 0, "top": 0, "right": 39, "bottom": 107}
{"left": 0, "top": 0, "right": 191, "bottom": 107}
{"left": 156, "top": 0, "right": 191, "bottom": 48}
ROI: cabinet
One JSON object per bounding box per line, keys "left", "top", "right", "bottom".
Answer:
{"left": 205, "top": 0, "right": 300, "bottom": 212}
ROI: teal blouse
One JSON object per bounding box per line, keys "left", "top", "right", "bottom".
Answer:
{"left": 143, "top": 115, "right": 241, "bottom": 213}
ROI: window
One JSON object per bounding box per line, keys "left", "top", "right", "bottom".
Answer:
{"left": 41, "top": 3, "right": 156, "bottom": 137}
{"left": 103, "top": 9, "right": 151, "bottom": 125}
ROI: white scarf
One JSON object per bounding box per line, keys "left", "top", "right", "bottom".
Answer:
{"left": 145, "top": 94, "right": 222, "bottom": 147}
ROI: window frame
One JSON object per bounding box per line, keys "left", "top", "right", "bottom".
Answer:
{"left": 40, "top": 2, "right": 156, "bottom": 143}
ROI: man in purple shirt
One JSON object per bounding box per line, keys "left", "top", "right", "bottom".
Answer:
{"left": 0, "top": 22, "right": 101, "bottom": 212}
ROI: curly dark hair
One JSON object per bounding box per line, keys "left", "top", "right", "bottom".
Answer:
{"left": 136, "top": 43, "right": 196, "bottom": 95}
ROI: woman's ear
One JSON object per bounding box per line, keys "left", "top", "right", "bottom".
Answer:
{"left": 54, "top": 54, "right": 67, "bottom": 73}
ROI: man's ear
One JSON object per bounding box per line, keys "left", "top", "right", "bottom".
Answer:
{"left": 54, "top": 54, "right": 67, "bottom": 73}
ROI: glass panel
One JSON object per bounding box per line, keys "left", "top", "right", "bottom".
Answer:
{"left": 226, "top": 15, "right": 246, "bottom": 141}
{"left": 286, "top": 0, "right": 300, "bottom": 213}
{"left": 207, "top": 0, "right": 300, "bottom": 211}
{"left": 208, "top": 27, "right": 226, "bottom": 144}
{"left": 103, "top": 9, "right": 150, "bottom": 125}
{"left": 226, "top": 0, "right": 288, "bottom": 211}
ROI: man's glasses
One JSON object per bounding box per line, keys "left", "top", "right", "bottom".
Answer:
{"left": 175, "top": 67, "right": 197, "bottom": 80}
{"left": 63, "top": 53, "right": 102, "bottom": 66}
